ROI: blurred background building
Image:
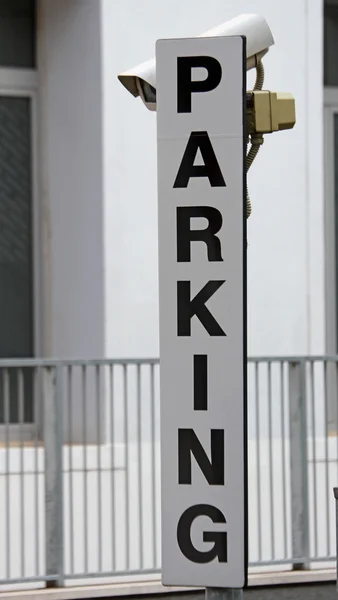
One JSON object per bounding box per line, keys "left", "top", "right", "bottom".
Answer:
{"left": 0, "top": 0, "right": 338, "bottom": 591}
{"left": 0, "top": 0, "right": 331, "bottom": 436}
{"left": 0, "top": 0, "right": 327, "bottom": 359}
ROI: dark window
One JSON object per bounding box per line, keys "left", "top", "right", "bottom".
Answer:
{"left": 334, "top": 115, "right": 338, "bottom": 350}
{"left": 324, "top": 2, "right": 338, "bottom": 86}
{"left": 0, "top": 96, "right": 34, "bottom": 423}
{"left": 0, "top": 0, "right": 36, "bottom": 69}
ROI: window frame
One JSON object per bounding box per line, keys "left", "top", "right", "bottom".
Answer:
{"left": 324, "top": 88, "right": 338, "bottom": 354}
{"left": 0, "top": 68, "right": 41, "bottom": 440}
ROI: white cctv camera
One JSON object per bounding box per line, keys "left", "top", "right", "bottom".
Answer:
{"left": 118, "top": 14, "right": 274, "bottom": 111}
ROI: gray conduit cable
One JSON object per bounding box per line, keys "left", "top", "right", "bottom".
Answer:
{"left": 246, "top": 60, "right": 265, "bottom": 219}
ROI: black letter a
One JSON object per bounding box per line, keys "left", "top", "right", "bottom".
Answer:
{"left": 174, "top": 131, "right": 226, "bottom": 188}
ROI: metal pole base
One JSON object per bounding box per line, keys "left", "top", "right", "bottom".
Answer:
{"left": 206, "top": 588, "right": 243, "bottom": 600}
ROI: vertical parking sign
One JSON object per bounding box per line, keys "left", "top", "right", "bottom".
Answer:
{"left": 156, "top": 35, "right": 247, "bottom": 588}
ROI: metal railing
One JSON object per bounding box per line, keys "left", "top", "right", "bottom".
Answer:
{"left": 0, "top": 356, "right": 337, "bottom": 589}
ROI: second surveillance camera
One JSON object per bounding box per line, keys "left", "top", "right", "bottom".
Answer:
{"left": 117, "top": 14, "right": 275, "bottom": 111}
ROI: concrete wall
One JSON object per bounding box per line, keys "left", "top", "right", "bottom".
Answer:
{"left": 38, "top": 0, "right": 105, "bottom": 359}
{"left": 38, "top": 0, "right": 106, "bottom": 441}
{"left": 102, "top": 0, "right": 325, "bottom": 359}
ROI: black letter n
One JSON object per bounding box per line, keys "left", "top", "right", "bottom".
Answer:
{"left": 178, "top": 429, "right": 224, "bottom": 485}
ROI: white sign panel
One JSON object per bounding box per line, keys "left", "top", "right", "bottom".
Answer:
{"left": 156, "top": 36, "right": 247, "bottom": 589}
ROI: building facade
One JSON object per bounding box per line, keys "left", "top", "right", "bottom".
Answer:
{"left": 0, "top": 0, "right": 336, "bottom": 435}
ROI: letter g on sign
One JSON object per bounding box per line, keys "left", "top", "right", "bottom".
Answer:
{"left": 177, "top": 504, "right": 227, "bottom": 564}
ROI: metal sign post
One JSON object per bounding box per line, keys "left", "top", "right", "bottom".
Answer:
{"left": 156, "top": 35, "right": 247, "bottom": 593}
{"left": 206, "top": 588, "right": 243, "bottom": 600}
{"left": 334, "top": 488, "right": 338, "bottom": 590}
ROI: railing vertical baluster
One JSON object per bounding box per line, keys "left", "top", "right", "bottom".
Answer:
{"left": 123, "top": 364, "right": 130, "bottom": 570}
{"left": 44, "top": 365, "right": 64, "bottom": 587}
{"left": 18, "top": 369, "right": 25, "bottom": 577}
{"left": 150, "top": 363, "right": 158, "bottom": 567}
{"left": 324, "top": 360, "right": 330, "bottom": 556}
{"left": 137, "top": 364, "right": 143, "bottom": 569}
{"left": 4, "top": 369, "right": 10, "bottom": 580}
{"left": 254, "top": 362, "right": 262, "bottom": 562}
{"left": 96, "top": 365, "right": 102, "bottom": 572}
{"left": 288, "top": 360, "right": 309, "bottom": 570}
{"left": 34, "top": 367, "right": 40, "bottom": 576}
{"left": 280, "top": 361, "right": 288, "bottom": 559}
{"left": 67, "top": 366, "right": 74, "bottom": 575}
{"left": 110, "top": 364, "right": 116, "bottom": 571}
{"left": 82, "top": 366, "right": 88, "bottom": 574}
{"left": 310, "top": 361, "right": 318, "bottom": 558}
{"left": 267, "top": 361, "right": 275, "bottom": 560}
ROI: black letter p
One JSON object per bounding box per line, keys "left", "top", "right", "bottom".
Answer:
{"left": 177, "top": 56, "right": 222, "bottom": 113}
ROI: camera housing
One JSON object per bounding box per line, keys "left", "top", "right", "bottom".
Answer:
{"left": 117, "top": 13, "right": 275, "bottom": 111}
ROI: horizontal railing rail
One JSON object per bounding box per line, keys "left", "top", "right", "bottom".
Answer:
{"left": 0, "top": 356, "right": 337, "bottom": 589}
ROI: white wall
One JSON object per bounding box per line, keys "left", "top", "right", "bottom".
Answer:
{"left": 102, "top": 0, "right": 325, "bottom": 359}
{"left": 38, "top": 0, "right": 106, "bottom": 441}
{"left": 39, "top": 0, "right": 105, "bottom": 359}
{"left": 307, "top": 0, "right": 325, "bottom": 355}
